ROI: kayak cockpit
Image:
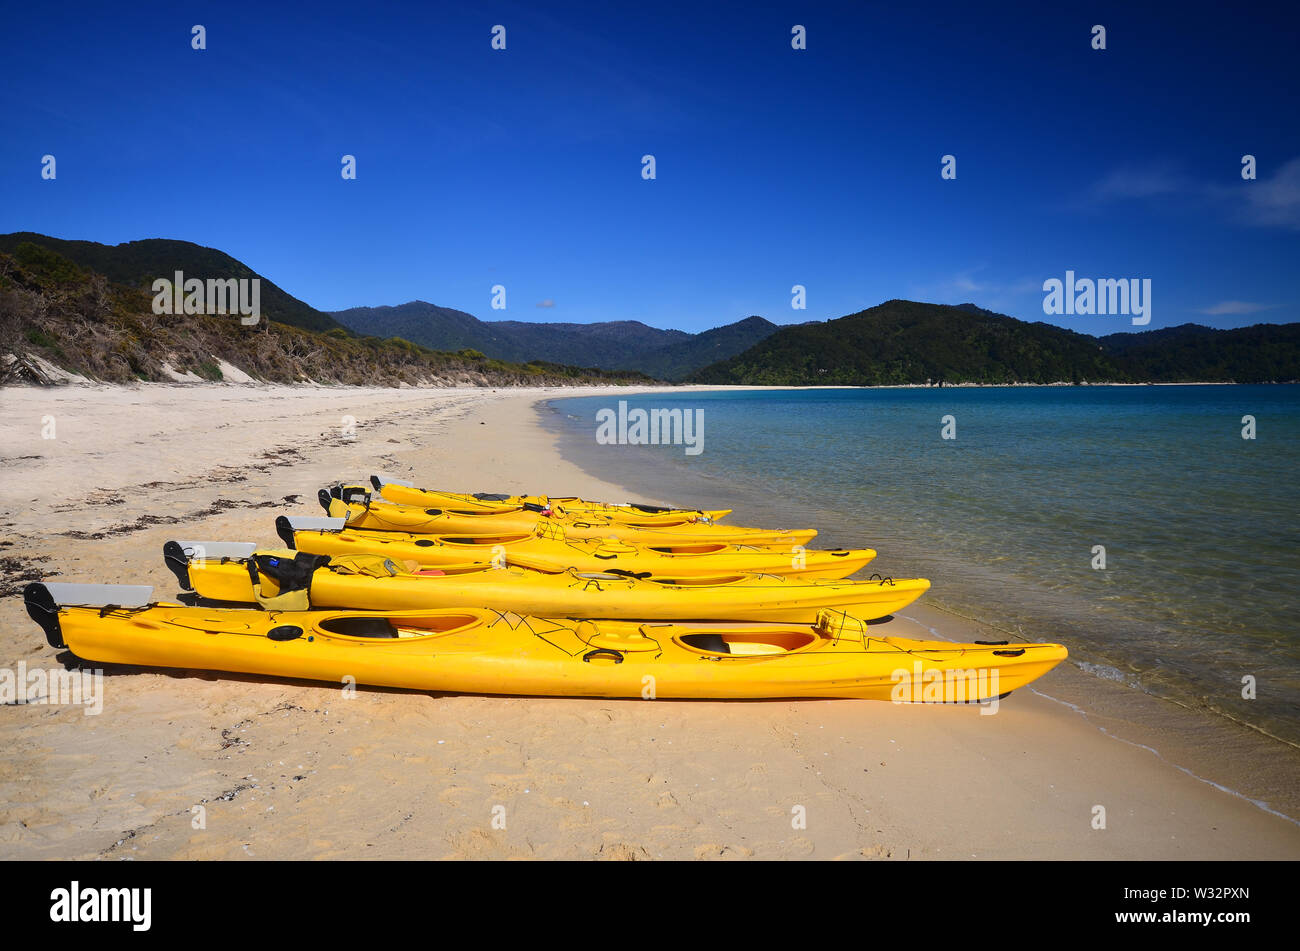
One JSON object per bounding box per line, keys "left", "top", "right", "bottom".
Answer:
{"left": 439, "top": 534, "right": 533, "bottom": 547}
{"left": 648, "top": 544, "right": 730, "bottom": 555}
{"left": 316, "top": 613, "right": 481, "bottom": 640}
{"left": 648, "top": 575, "right": 747, "bottom": 587}
{"left": 672, "top": 628, "right": 820, "bottom": 657}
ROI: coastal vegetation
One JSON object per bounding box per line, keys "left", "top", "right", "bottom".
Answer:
{"left": 0, "top": 240, "right": 652, "bottom": 387}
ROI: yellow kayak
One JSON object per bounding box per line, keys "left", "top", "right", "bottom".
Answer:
{"left": 277, "top": 516, "right": 874, "bottom": 580}
{"left": 319, "top": 489, "right": 817, "bottom": 548}
{"left": 368, "top": 476, "right": 732, "bottom": 523}
{"left": 26, "top": 583, "right": 1067, "bottom": 701}
{"left": 164, "top": 541, "right": 930, "bottom": 622}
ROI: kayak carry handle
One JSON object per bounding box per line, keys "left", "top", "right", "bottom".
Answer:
{"left": 582, "top": 648, "right": 624, "bottom": 664}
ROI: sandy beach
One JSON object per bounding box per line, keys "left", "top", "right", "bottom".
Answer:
{"left": 1, "top": 383, "right": 1298, "bottom": 860}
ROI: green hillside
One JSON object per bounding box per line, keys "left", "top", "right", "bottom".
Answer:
{"left": 691, "top": 300, "right": 1300, "bottom": 385}
{"left": 0, "top": 243, "right": 651, "bottom": 387}
{"left": 333, "top": 303, "right": 779, "bottom": 380}
{"left": 0, "top": 232, "right": 344, "bottom": 333}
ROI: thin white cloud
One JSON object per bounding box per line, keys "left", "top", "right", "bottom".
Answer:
{"left": 1199, "top": 300, "right": 1273, "bottom": 315}
{"left": 906, "top": 268, "right": 1041, "bottom": 314}
{"left": 1087, "top": 163, "right": 1192, "bottom": 201}
{"left": 1080, "top": 156, "right": 1300, "bottom": 231}
{"left": 536, "top": 299, "right": 555, "bottom": 308}
{"left": 1237, "top": 157, "right": 1300, "bottom": 230}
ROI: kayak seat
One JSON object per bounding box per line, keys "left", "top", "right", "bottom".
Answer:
{"left": 320, "top": 617, "right": 400, "bottom": 638}
{"left": 680, "top": 632, "right": 731, "bottom": 654}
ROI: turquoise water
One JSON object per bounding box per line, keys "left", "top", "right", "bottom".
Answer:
{"left": 549, "top": 386, "right": 1300, "bottom": 745}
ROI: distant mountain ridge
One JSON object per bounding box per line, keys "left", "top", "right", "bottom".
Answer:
{"left": 6, "top": 233, "right": 1293, "bottom": 387}
{"left": 690, "top": 300, "right": 1300, "bottom": 385}
{"left": 332, "top": 302, "right": 779, "bottom": 381}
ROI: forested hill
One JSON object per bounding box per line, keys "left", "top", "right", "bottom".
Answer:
{"left": 0, "top": 232, "right": 343, "bottom": 333}
{"left": 0, "top": 241, "right": 652, "bottom": 387}
{"left": 335, "top": 302, "right": 780, "bottom": 380}
{"left": 689, "top": 300, "right": 1300, "bottom": 385}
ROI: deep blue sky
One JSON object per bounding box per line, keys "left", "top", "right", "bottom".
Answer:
{"left": 2, "top": 1, "right": 1296, "bottom": 334}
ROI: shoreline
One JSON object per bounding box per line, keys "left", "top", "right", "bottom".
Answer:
{"left": 540, "top": 388, "right": 1300, "bottom": 751}
{"left": 1, "top": 384, "right": 1297, "bottom": 859}
{"left": 535, "top": 392, "right": 1300, "bottom": 832}
{"left": 6, "top": 376, "right": 1292, "bottom": 396}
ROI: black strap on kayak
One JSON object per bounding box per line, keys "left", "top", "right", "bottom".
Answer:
{"left": 605, "top": 568, "right": 652, "bottom": 580}
{"left": 868, "top": 573, "right": 895, "bottom": 586}
{"left": 252, "top": 552, "right": 329, "bottom": 592}
{"left": 321, "top": 485, "right": 370, "bottom": 513}
{"left": 340, "top": 485, "right": 369, "bottom": 505}
{"left": 246, "top": 553, "right": 327, "bottom": 611}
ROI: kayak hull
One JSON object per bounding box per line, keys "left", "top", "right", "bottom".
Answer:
{"left": 325, "top": 496, "right": 817, "bottom": 548}
{"left": 282, "top": 522, "right": 875, "bottom": 580}
{"left": 371, "top": 480, "right": 732, "bottom": 524}
{"left": 183, "top": 552, "right": 930, "bottom": 622}
{"left": 31, "top": 591, "right": 1067, "bottom": 701}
